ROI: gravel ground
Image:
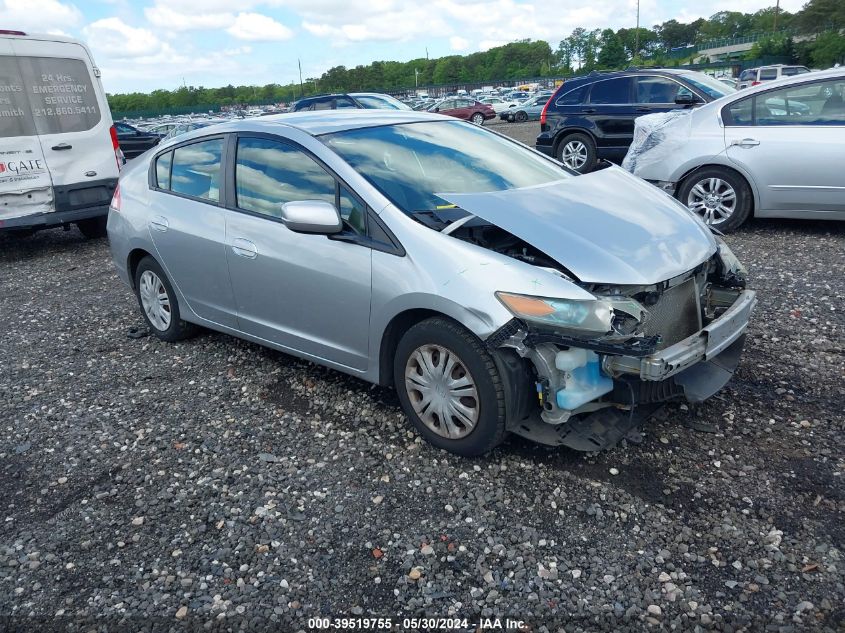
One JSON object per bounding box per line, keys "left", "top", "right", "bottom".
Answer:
{"left": 1, "top": 128, "right": 843, "bottom": 631}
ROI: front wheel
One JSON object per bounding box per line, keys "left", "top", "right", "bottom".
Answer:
{"left": 393, "top": 317, "right": 507, "bottom": 456}
{"left": 77, "top": 216, "right": 108, "bottom": 239}
{"left": 515, "top": 111, "right": 527, "bottom": 122}
{"left": 470, "top": 113, "right": 484, "bottom": 125}
{"left": 677, "top": 167, "right": 752, "bottom": 232}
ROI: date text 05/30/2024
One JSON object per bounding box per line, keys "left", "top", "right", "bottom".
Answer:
{"left": 307, "top": 617, "right": 527, "bottom": 630}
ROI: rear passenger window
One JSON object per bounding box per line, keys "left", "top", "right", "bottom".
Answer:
{"left": 170, "top": 139, "right": 222, "bottom": 202}
{"left": 556, "top": 85, "right": 586, "bottom": 105}
{"left": 155, "top": 151, "right": 172, "bottom": 189}
{"left": 760, "top": 68, "right": 778, "bottom": 80}
{"left": 589, "top": 77, "right": 633, "bottom": 104}
{"left": 235, "top": 137, "right": 335, "bottom": 217}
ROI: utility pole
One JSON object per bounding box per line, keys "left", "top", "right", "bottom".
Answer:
{"left": 773, "top": 0, "right": 780, "bottom": 32}
{"left": 634, "top": 0, "right": 640, "bottom": 61}
{"left": 298, "top": 58, "right": 304, "bottom": 97}
{"left": 415, "top": 69, "right": 419, "bottom": 88}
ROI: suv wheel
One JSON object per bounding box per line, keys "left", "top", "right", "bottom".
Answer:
{"left": 677, "top": 167, "right": 752, "bottom": 232}
{"left": 133, "top": 256, "right": 198, "bottom": 342}
{"left": 471, "top": 113, "right": 485, "bottom": 125}
{"left": 557, "top": 133, "right": 596, "bottom": 173}
{"left": 394, "top": 317, "right": 507, "bottom": 456}
{"left": 77, "top": 217, "right": 108, "bottom": 239}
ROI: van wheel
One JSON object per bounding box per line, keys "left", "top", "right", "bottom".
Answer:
{"left": 677, "top": 167, "right": 752, "bottom": 232}
{"left": 557, "top": 132, "right": 596, "bottom": 173}
{"left": 77, "top": 217, "right": 108, "bottom": 239}
{"left": 133, "top": 256, "right": 198, "bottom": 342}
{"left": 393, "top": 317, "right": 507, "bottom": 457}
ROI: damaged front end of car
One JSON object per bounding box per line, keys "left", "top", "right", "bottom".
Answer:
{"left": 483, "top": 241, "right": 756, "bottom": 451}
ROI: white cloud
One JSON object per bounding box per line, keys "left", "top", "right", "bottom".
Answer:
{"left": 450, "top": 35, "right": 469, "bottom": 51}
{"left": 144, "top": 5, "right": 234, "bottom": 32}
{"left": 227, "top": 12, "right": 294, "bottom": 41}
{"left": 0, "top": 0, "right": 82, "bottom": 33}
{"left": 83, "top": 17, "right": 165, "bottom": 58}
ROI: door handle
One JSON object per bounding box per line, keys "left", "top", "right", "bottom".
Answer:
{"left": 231, "top": 238, "right": 258, "bottom": 259}
{"left": 636, "top": 107, "right": 651, "bottom": 112}
{"left": 51, "top": 143, "right": 72, "bottom": 151}
{"left": 150, "top": 215, "right": 169, "bottom": 232}
{"left": 731, "top": 138, "right": 760, "bottom": 148}
{"left": 583, "top": 108, "right": 596, "bottom": 114}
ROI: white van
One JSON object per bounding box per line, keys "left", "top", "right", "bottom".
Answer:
{"left": 0, "top": 30, "right": 121, "bottom": 238}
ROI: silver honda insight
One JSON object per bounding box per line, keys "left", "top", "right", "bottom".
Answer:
{"left": 107, "top": 110, "right": 756, "bottom": 456}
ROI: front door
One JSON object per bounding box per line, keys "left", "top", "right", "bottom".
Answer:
{"left": 224, "top": 135, "right": 372, "bottom": 371}
{"left": 724, "top": 77, "right": 845, "bottom": 214}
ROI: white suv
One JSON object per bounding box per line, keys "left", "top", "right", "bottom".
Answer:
{"left": 738, "top": 64, "right": 810, "bottom": 89}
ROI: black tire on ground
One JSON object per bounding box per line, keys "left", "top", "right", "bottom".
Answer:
{"left": 393, "top": 317, "right": 508, "bottom": 457}
{"left": 471, "top": 113, "right": 485, "bottom": 125}
{"left": 676, "top": 166, "right": 753, "bottom": 233}
{"left": 556, "top": 131, "right": 597, "bottom": 174}
{"left": 133, "top": 256, "right": 198, "bottom": 342}
{"left": 77, "top": 216, "right": 108, "bottom": 239}
{"left": 515, "top": 111, "right": 527, "bottom": 122}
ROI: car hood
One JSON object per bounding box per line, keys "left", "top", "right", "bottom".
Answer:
{"left": 438, "top": 166, "right": 717, "bottom": 286}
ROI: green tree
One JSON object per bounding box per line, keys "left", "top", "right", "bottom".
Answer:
{"left": 597, "top": 29, "right": 627, "bottom": 69}
{"left": 810, "top": 31, "right": 845, "bottom": 66}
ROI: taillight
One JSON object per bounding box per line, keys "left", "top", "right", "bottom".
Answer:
{"left": 110, "top": 125, "right": 124, "bottom": 171}
{"left": 540, "top": 96, "right": 551, "bottom": 126}
{"left": 751, "top": 81, "right": 761, "bottom": 86}
{"left": 109, "top": 183, "right": 121, "bottom": 213}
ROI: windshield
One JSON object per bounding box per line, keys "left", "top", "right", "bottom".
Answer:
{"left": 322, "top": 120, "right": 569, "bottom": 216}
{"left": 355, "top": 94, "right": 412, "bottom": 110}
{"left": 680, "top": 72, "right": 735, "bottom": 99}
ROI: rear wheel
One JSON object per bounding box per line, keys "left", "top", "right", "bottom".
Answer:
{"left": 470, "top": 113, "right": 485, "bottom": 125}
{"left": 393, "top": 317, "right": 507, "bottom": 456}
{"left": 133, "top": 256, "right": 198, "bottom": 342}
{"left": 677, "top": 167, "right": 752, "bottom": 232}
{"left": 515, "top": 111, "right": 527, "bottom": 122}
{"left": 77, "top": 216, "right": 108, "bottom": 239}
{"left": 557, "top": 132, "right": 596, "bottom": 173}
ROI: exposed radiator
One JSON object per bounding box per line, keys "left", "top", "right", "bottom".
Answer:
{"left": 641, "top": 278, "right": 701, "bottom": 349}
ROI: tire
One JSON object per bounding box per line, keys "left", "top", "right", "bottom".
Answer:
{"left": 133, "top": 256, "right": 198, "bottom": 342}
{"left": 393, "top": 317, "right": 507, "bottom": 457}
{"left": 556, "top": 132, "right": 596, "bottom": 173}
{"left": 515, "top": 111, "right": 527, "bottom": 122}
{"left": 677, "top": 166, "right": 752, "bottom": 232}
{"left": 470, "top": 113, "right": 484, "bottom": 126}
{"left": 77, "top": 216, "right": 108, "bottom": 239}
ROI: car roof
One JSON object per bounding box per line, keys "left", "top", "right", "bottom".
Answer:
{"left": 160, "top": 110, "right": 446, "bottom": 144}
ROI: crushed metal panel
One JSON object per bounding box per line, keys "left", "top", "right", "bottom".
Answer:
{"left": 0, "top": 186, "right": 53, "bottom": 219}
{"left": 437, "top": 166, "right": 717, "bottom": 286}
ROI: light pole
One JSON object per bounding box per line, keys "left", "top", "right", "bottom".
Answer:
{"left": 634, "top": 0, "right": 640, "bottom": 61}
{"left": 415, "top": 69, "right": 419, "bottom": 88}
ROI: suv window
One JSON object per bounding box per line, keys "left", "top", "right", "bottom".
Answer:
{"left": 781, "top": 66, "right": 809, "bottom": 76}
{"left": 739, "top": 69, "right": 756, "bottom": 81}
{"left": 636, "top": 76, "right": 685, "bottom": 103}
{"left": 760, "top": 68, "right": 778, "bottom": 81}
{"left": 588, "top": 77, "right": 633, "bottom": 104}
{"left": 556, "top": 84, "right": 587, "bottom": 105}
{"left": 170, "top": 138, "right": 223, "bottom": 202}
{"left": 0, "top": 55, "right": 101, "bottom": 137}
{"left": 235, "top": 137, "right": 335, "bottom": 216}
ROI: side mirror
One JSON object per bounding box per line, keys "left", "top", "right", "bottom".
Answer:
{"left": 674, "top": 93, "right": 697, "bottom": 105}
{"left": 279, "top": 200, "right": 342, "bottom": 235}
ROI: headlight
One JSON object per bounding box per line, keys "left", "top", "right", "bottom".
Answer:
{"left": 496, "top": 291, "right": 647, "bottom": 337}
{"left": 715, "top": 238, "right": 747, "bottom": 285}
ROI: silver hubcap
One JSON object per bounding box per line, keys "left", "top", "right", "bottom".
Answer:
{"left": 687, "top": 177, "right": 737, "bottom": 225}
{"left": 562, "top": 140, "right": 588, "bottom": 170}
{"left": 404, "top": 344, "right": 479, "bottom": 439}
{"left": 139, "top": 270, "right": 172, "bottom": 331}
{"left": 472, "top": 114, "right": 483, "bottom": 125}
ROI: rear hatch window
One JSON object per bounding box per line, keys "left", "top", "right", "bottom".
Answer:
{"left": 0, "top": 55, "right": 100, "bottom": 138}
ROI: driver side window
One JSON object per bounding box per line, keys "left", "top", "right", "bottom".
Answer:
{"left": 234, "top": 137, "right": 365, "bottom": 234}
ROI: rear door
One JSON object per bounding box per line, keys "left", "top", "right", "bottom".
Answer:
{"left": 9, "top": 37, "right": 118, "bottom": 195}
{"left": 724, "top": 77, "right": 845, "bottom": 214}
{"left": 585, "top": 76, "right": 636, "bottom": 160}
{"left": 0, "top": 38, "right": 53, "bottom": 219}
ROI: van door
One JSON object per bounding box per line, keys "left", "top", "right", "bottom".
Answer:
{"left": 0, "top": 38, "right": 53, "bottom": 220}
{"left": 9, "top": 37, "right": 118, "bottom": 215}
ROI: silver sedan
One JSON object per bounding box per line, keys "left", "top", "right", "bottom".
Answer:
{"left": 624, "top": 68, "right": 845, "bottom": 232}
{"left": 108, "top": 110, "right": 755, "bottom": 455}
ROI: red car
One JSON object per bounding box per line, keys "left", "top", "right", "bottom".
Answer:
{"left": 428, "top": 97, "right": 496, "bottom": 125}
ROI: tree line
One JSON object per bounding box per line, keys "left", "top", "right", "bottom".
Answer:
{"left": 107, "top": 0, "right": 844, "bottom": 115}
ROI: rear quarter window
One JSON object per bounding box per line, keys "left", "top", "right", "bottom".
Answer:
{"left": 555, "top": 84, "right": 587, "bottom": 106}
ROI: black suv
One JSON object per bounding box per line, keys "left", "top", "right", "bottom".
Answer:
{"left": 535, "top": 69, "right": 733, "bottom": 173}
{"left": 292, "top": 93, "right": 411, "bottom": 112}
